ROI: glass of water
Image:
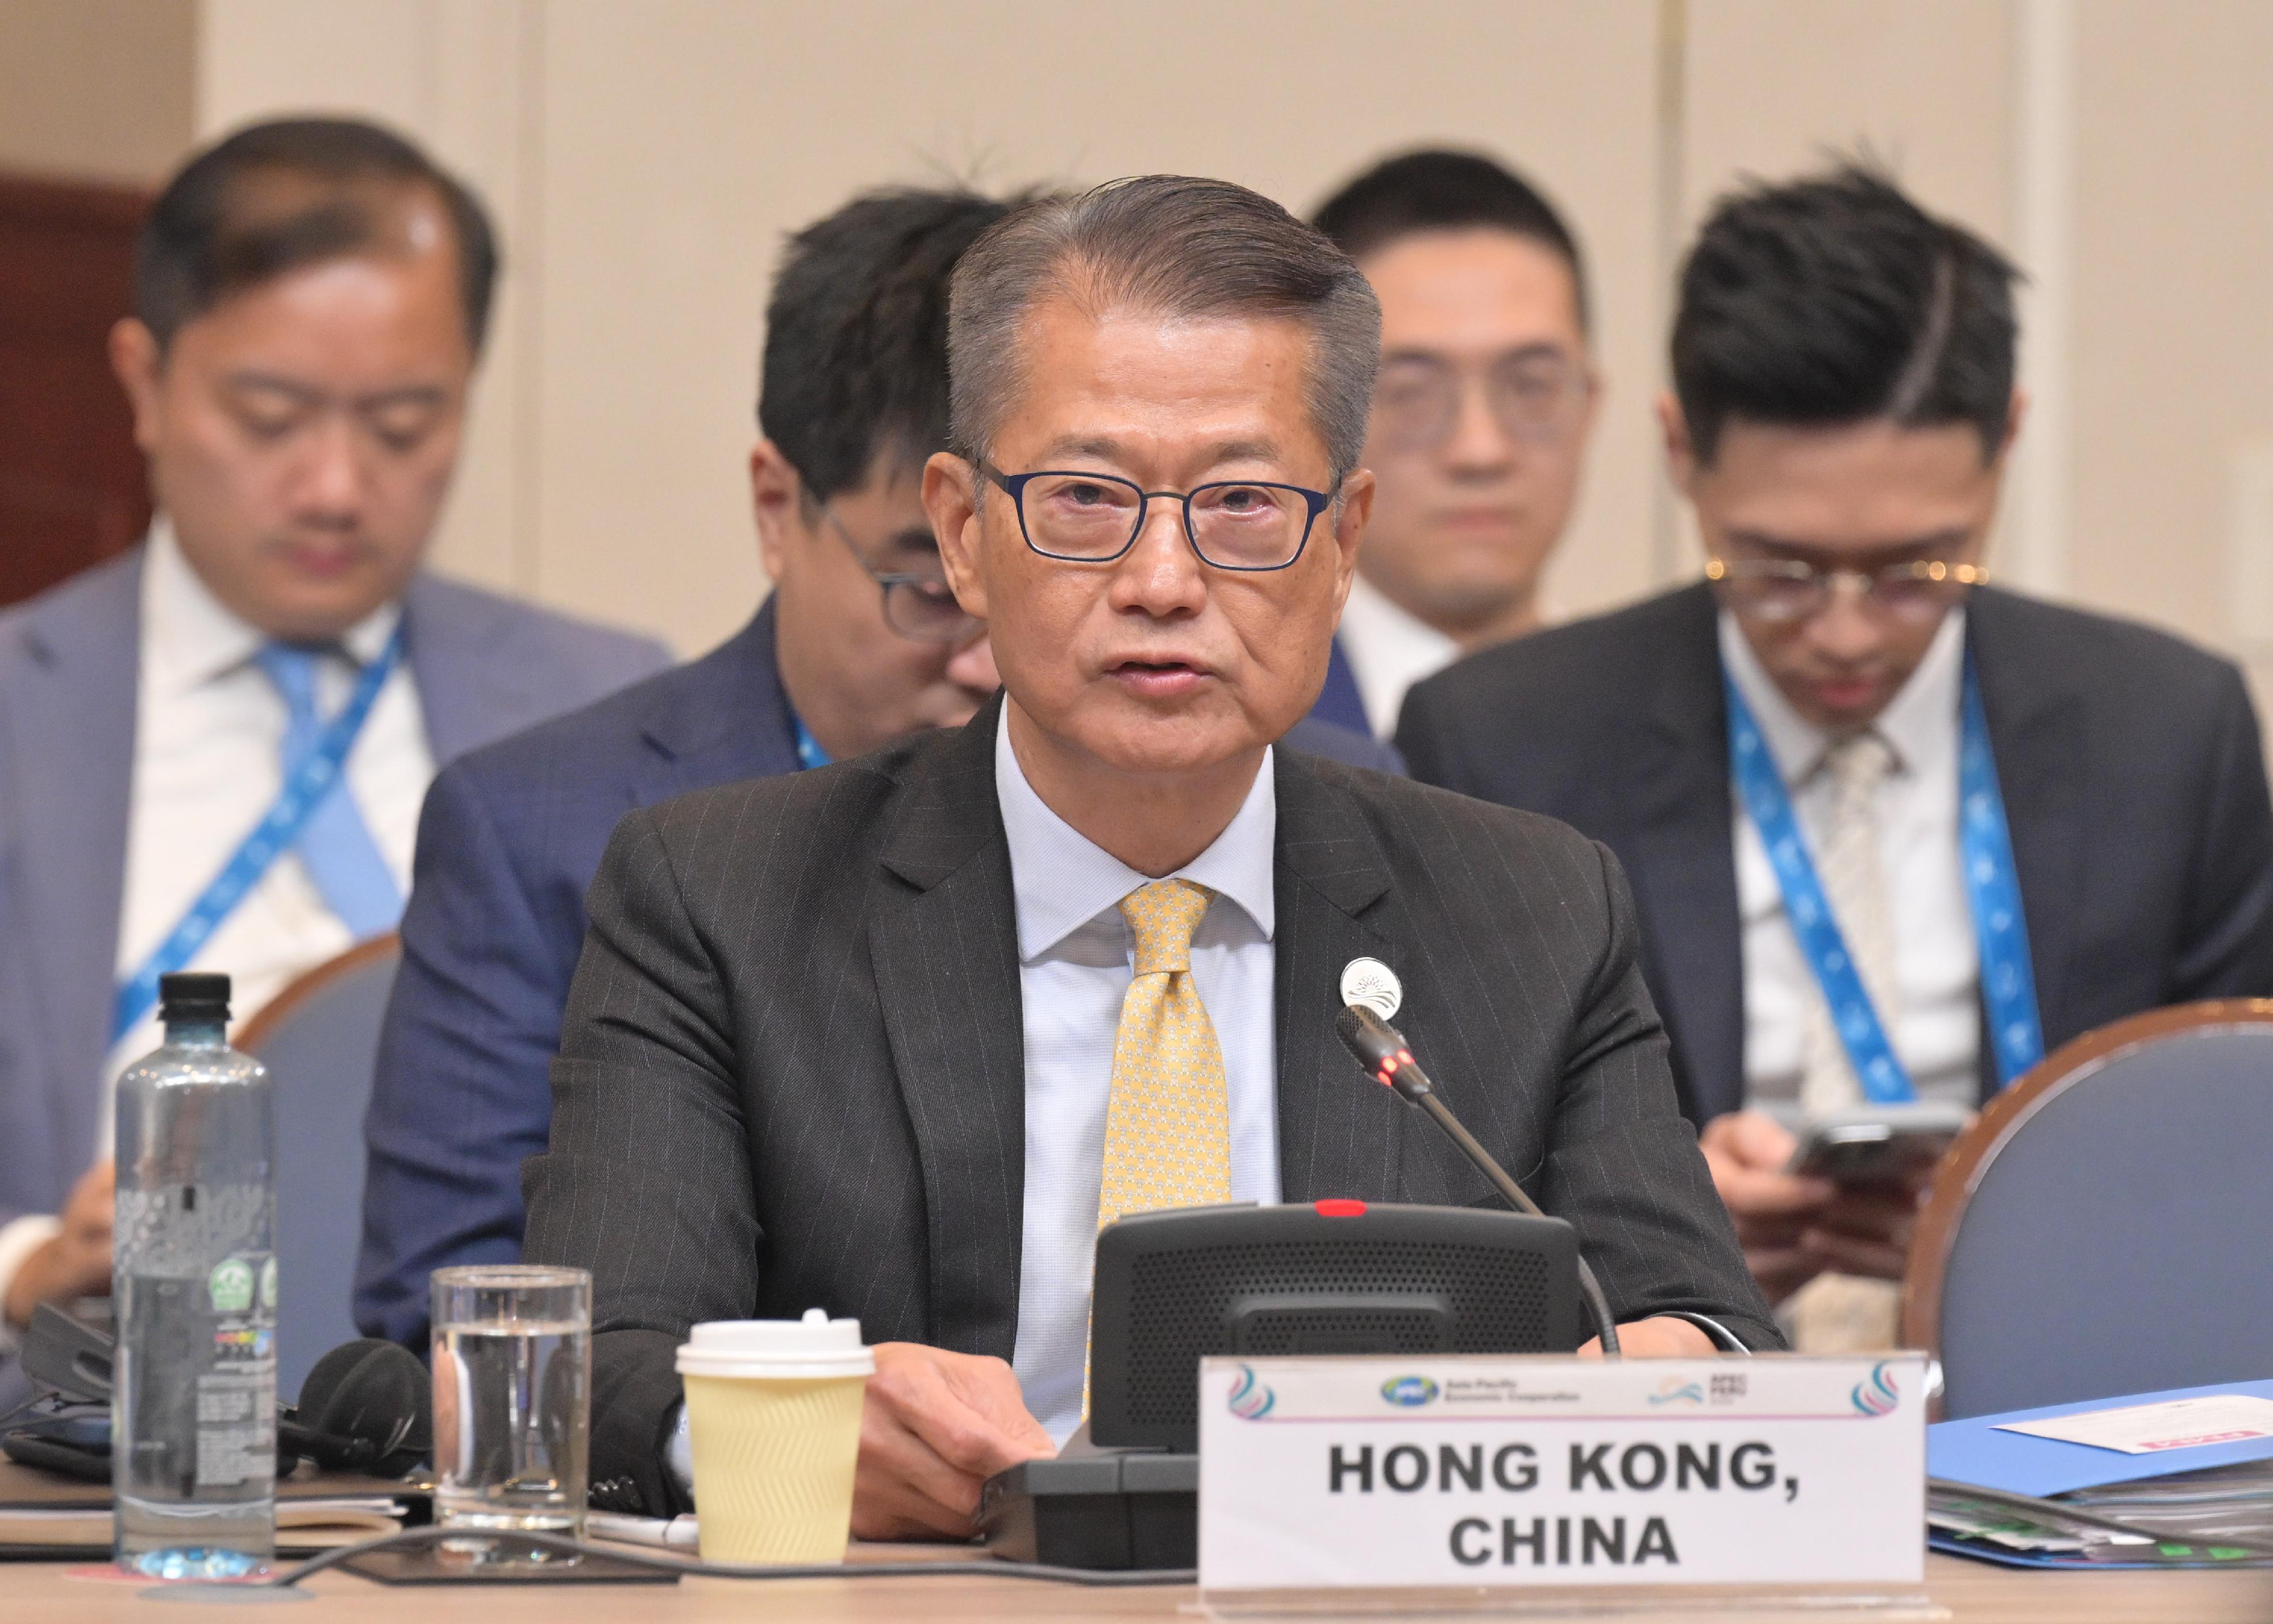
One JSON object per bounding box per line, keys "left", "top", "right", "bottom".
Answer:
{"left": 430, "top": 1265, "right": 590, "bottom": 1555}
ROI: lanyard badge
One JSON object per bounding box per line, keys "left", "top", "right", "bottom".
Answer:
{"left": 1724, "top": 649, "right": 2045, "bottom": 1102}
{"left": 111, "top": 627, "right": 406, "bottom": 1045}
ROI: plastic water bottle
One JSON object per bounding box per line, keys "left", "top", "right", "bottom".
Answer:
{"left": 112, "top": 971, "right": 277, "bottom": 1578}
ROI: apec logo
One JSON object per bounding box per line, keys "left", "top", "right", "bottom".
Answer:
{"left": 1380, "top": 1375, "right": 1439, "bottom": 1408}
{"left": 1227, "top": 1365, "right": 1276, "bottom": 1421}
{"left": 1851, "top": 1361, "right": 1901, "bottom": 1417}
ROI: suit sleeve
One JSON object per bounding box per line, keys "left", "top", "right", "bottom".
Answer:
{"left": 2169, "top": 666, "right": 2273, "bottom": 1000}
{"left": 355, "top": 764, "right": 572, "bottom": 1349}
{"left": 522, "top": 806, "right": 759, "bottom": 1515}
{"left": 1539, "top": 841, "right": 1783, "bottom": 1350}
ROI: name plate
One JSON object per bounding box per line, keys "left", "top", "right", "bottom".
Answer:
{"left": 1198, "top": 1354, "right": 1926, "bottom": 1594}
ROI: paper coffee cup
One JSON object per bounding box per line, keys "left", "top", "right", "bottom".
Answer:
{"left": 675, "top": 1309, "right": 873, "bottom": 1564}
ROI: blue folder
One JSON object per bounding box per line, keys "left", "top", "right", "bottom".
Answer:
{"left": 1929, "top": 1378, "right": 2273, "bottom": 1497}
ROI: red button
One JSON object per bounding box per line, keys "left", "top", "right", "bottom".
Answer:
{"left": 1314, "top": 1198, "right": 1368, "bottom": 1218}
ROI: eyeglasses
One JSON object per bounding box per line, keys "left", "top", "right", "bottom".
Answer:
{"left": 985, "top": 467, "right": 1332, "bottom": 572}
{"left": 820, "top": 507, "right": 976, "bottom": 643}
{"left": 1369, "top": 352, "right": 1591, "bottom": 453}
{"left": 1705, "top": 555, "right": 1989, "bottom": 624}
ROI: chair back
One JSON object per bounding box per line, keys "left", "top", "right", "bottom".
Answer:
{"left": 236, "top": 935, "right": 401, "bottom": 1402}
{"left": 1903, "top": 1000, "right": 2273, "bottom": 1419}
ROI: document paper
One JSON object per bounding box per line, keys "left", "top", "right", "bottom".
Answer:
{"left": 1995, "top": 1394, "right": 2273, "bottom": 1456}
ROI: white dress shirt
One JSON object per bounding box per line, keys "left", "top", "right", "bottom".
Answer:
{"left": 996, "top": 708, "right": 1282, "bottom": 1444}
{"left": 0, "top": 522, "right": 433, "bottom": 1332}
{"left": 1722, "top": 608, "right": 1980, "bottom": 1116}
{"left": 1337, "top": 574, "right": 1463, "bottom": 739}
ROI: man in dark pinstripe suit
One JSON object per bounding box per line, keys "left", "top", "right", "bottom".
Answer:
{"left": 524, "top": 177, "right": 1777, "bottom": 1535}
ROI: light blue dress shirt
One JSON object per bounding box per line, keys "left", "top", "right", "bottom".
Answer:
{"left": 994, "top": 707, "right": 1283, "bottom": 1444}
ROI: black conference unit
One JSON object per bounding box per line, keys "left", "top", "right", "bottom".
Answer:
{"left": 979, "top": 1200, "right": 1581, "bottom": 1569}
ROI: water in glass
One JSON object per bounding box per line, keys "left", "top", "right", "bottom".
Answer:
{"left": 430, "top": 1266, "right": 590, "bottom": 1552}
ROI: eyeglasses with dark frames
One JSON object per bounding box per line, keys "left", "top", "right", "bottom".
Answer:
{"left": 984, "top": 465, "right": 1333, "bottom": 572}
{"left": 819, "top": 506, "right": 976, "bottom": 643}
{"left": 1705, "top": 555, "right": 1989, "bottom": 624}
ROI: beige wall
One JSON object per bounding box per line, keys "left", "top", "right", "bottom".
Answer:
{"left": 0, "top": 0, "right": 195, "bottom": 185}
{"left": 2069, "top": 1, "right": 2273, "bottom": 703}
{"left": 10, "top": 0, "right": 2257, "bottom": 703}
{"left": 1684, "top": 0, "right": 2014, "bottom": 237}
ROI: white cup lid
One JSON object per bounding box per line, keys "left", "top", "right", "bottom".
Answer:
{"left": 675, "top": 1307, "right": 875, "bottom": 1379}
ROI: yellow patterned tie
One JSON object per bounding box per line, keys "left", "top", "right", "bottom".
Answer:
{"left": 1097, "top": 878, "right": 1234, "bottom": 1229}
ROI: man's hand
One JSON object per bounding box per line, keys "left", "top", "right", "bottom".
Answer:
{"left": 1699, "top": 1111, "right": 1932, "bottom": 1302}
{"left": 852, "top": 1342, "right": 1055, "bottom": 1540}
{"left": 3, "top": 1161, "right": 114, "bottom": 1328}
{"left": 1698, "top": 1112, "right": 1834, "bottom": 1303}
{"left": 1579, "top": 1317, "right": 1717, "bottom": 1358}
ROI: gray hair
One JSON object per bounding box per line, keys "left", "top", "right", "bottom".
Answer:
{"left": 947, "top": 175, "right": 1381, "bottom": 485}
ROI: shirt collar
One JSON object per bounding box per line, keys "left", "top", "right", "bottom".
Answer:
{"left": 993, "top": 703, "right": 1277, "bottom": 962}
{"left": 142, "top": 516, "right": 405, "bottom": 697}
{"left": 1337, "top": 573, "right": 1462, "bottom": 735}
{"left": 1717, "top": 603, "right": 1967, "bottom": 784}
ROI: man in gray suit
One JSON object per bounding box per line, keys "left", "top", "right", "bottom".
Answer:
{"left": 0, "top": 118, "right": 667, "bottom": 1356}
{"left": 524, "top": 177, "right": 1774, "bottom": 1536}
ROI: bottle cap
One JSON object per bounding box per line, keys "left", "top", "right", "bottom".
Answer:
{"left": 675, "top": 1308, "right": 873, "bottom": 1380}
{"left": 158, "top": 972, "right": 231, "bottom": 1022}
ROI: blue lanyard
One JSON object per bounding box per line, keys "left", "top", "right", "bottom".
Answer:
{"left": 1724, "top": 649, "right": 2045, "bottom": 1102}
{"left": 793, "top": 717, "right": 830, "bottom": 771}
{"left": 1957, "top": 661, "right": 2046, "bottom": 1086}
{"left": 111, "top": 627, "right": 406, "bottom": 1045}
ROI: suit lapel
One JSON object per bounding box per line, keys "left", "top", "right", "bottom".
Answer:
{"left": 3, "top": 550, "right": 140, "bottom": 1168}
{"left": 1271, "top": 753, "right": 1409, "bottom": 1202}
{"left": 1968, "top": 591, "right": 2087, "bottom": 1055}
{"left": 867, "top": 702, "right": 1028, "bottom": 1360}
{"left": 400, "top": 573, "right": 555, "bottom": 766}
{"left": 1622, "top": 587, "right": 1745, "bottom": 1121}
{"left": 636, "top": 599, "right": 801, "bottom": 801}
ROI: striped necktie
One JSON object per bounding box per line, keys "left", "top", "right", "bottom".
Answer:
{"left": 1788, "top": 730, "right": 1905, "bottom": 1352}
{"left": 1798, "top": 731, "right": 1899, "bottom": 1115}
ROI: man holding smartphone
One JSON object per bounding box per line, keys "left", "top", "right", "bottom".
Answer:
{"left": 1399, "top": 166, "right": 2273, "bottom": 1344}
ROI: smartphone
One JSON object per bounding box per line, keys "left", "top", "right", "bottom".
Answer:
{"left": 1786, "top": 1101, "right": 1970, "bottom": 1186}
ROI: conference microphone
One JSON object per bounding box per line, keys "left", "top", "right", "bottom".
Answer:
{"left": 278, "top": 1338, "right": 432, "bottom": 1478}
{"left": 1335, "top": 1003, "right": 1622, "bottom": 1358}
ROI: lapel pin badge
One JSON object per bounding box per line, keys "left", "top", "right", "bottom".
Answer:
{"left": 1339, "top": 957, "right": 1402, "bottom": 1021}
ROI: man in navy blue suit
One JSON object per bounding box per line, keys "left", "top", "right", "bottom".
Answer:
{"left": 356, "top": 187, "right": 1399, "bottom": 1349}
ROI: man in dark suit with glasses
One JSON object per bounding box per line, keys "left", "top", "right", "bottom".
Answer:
{"left": 1399, "top": 165, "right": 2273, "bottom": 1343}
{"left": 523, "top": 174, "right": 1774, "bottom": 1535}
{"left": 357, "top": 185, "right": 1400, "bottom": 1354}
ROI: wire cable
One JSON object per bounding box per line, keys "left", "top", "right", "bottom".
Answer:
{"left": 207, "top": 1524, "right": 1194, "bottom": 1589}
{"left": 1413, "top": 1090, "right": 1622, "bottom": 1356}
